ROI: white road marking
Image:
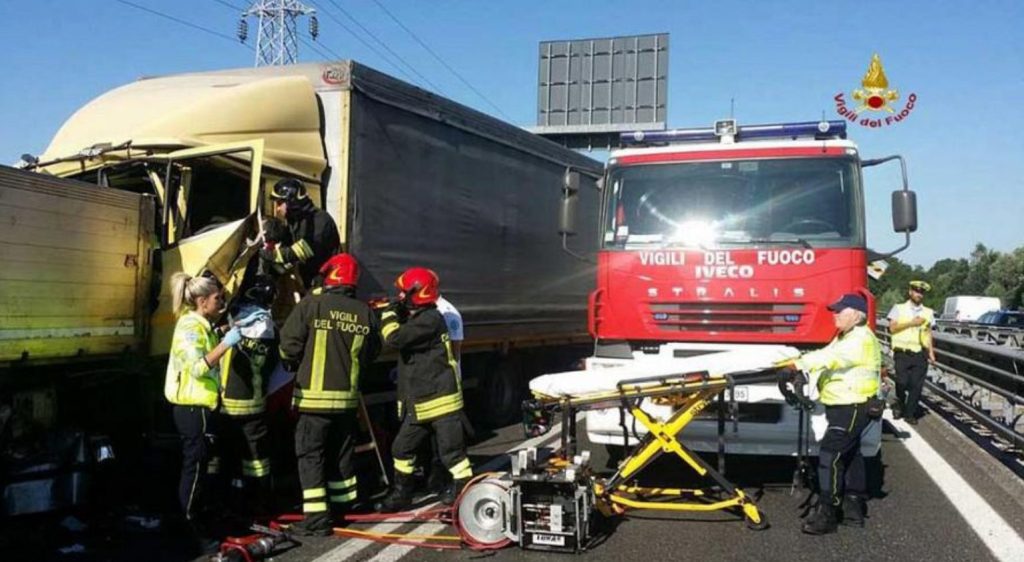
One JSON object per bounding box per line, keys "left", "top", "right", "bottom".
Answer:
{"left": 891, "top": 418, "right": 1024, "bottom": 562}
{"left": 313, "top": 413, "right": 580, "bottom": 562}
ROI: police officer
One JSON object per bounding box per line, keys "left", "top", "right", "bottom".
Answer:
{"left": 778, "top": 293, "right": 881, "bottom": 535}
{"left": 261, "top": 178, "right": 341, "bottom": 289}
{"left": 218, "top": 275, "right": 277, "bottom": 514}
{"left": 887, "top": 280, "right": 936, "bottom": 424}
{"left": 280, "top": 254, "right": 381, "bottom": 536}
{"left": 377, "top": 268, "right": 472, "bottom": 512}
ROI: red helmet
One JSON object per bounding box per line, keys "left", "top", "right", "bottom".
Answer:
{"left": 320, "top": 253, "right": 359, "bottom": 288}
{"left": 395, "top": 267, "right": 439, "bottom": 306}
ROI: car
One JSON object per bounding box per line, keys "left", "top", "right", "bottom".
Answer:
{"left": 974, "top": 310, "right": 1024, "bottom": 328}
{"left": 941, "top": 296, "right": 1001, "bottom": 322}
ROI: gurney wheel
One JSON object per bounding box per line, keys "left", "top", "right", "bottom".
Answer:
{"left": 744, "top": 508, "right": 769, "bottom": 531}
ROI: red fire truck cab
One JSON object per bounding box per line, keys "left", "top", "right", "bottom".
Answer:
{"left": 575, "top": 119, "right": 917, "bottom": 456}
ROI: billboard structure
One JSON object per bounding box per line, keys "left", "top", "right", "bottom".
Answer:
{"left": 532, "top": 33, "right": 669, "bottom": 149}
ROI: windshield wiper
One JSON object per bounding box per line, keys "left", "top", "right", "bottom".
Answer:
{"left": 723, "top": 237, "right": 813, "bottom": 249}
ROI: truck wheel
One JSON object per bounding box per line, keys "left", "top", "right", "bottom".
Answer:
{"left": 484, "top": 359, "right": 521, "bottom": 427}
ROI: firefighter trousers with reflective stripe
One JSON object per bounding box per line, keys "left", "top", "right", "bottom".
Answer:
{"left": 894, "top": 349, "right": 928, "bottom": 419}
{"left": 818, "top": 402, "right": 870, "bottom": 506}
{"left": 392, "top": 413, "right": 471, "bottom": 480}
{"left": 173, "top": 405, "right": 220, "bottom": 523}
{"left": 295, "top": 411, "right": 359, "bottom": 513}
{"left": 221, "top": 413, "right": 272, "bottom": 481}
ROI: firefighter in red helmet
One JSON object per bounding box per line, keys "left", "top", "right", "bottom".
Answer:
{"left": 280, "top": 253, "right": 381, "bottom": 535}
{"left": 376, "top": 267, "right": 472, "bottom": 511}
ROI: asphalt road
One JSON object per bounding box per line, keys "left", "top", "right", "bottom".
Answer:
{"left": 262, "top": 406, "right": 1024, "bottom": 562}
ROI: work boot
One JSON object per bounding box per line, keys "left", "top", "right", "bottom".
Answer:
{"left": 426, "top": 463, "right": 450, "bottom": 496}
{"left": 841, "top": 495, "right": 865, "bottom": 527}
{"left": 801, "top": 503, "right": 838, "bottom": 535}
{"left": 375, "top": 474, "right": 414, "bottom": 513}
{"left": 289, "top": 512, "right": 333, "bottom": 537}
{"left": 441, "top": 477, "right": 472, "bottom": 506}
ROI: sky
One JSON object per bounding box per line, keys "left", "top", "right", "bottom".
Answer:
{"left": 0, "top": 0, "right": 1021, "bottom": 267}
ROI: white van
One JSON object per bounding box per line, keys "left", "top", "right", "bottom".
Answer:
{"left": 942, "top": 296, "right": 1001, "bottom": 322}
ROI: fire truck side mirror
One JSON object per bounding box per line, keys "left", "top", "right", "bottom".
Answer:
{"left": 891, "top": 190, "right": 918, "bottom": 233}
{"left": 559, "top": 170, "right": 580, "bottom": 236}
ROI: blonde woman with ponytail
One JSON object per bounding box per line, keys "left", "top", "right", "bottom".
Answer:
{"left": 164, "top": 271, "right": 250, "bottom": 552}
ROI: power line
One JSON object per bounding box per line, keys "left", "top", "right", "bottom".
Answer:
{"left": 320, "top": 0, "right": 445, "bottom": 94}
{"left": 305, "top": 1, "right": 427, "bottom": 89}
{"left": 210, "top": 0, "right": 243, "bottom": 11}
{"left": 369, "top": 0, "right": 509, "bottom": 120}
{"left": 299, "top": 36, "right": 338, "bottom": 61}
{"left": 116, "top": 0, "right": 251, "bottom": 48}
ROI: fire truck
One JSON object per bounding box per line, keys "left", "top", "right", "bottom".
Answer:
{"left": 558, "top": 119, "right": 918, "bottom": 456}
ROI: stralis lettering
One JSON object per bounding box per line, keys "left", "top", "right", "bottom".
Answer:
{"left": 757, "top": 250, "right": 815, "bottom": 266}
{"left": 639, "top": 251, "right": 685, "bottom": 266}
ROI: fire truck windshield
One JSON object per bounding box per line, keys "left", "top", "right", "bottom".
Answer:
{"left": 603, "top": 157, "right": 865, "bottom": 249}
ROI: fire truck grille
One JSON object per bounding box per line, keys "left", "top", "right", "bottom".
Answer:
{"left": 648, "top": 302, "right": 806, "bottom": 334}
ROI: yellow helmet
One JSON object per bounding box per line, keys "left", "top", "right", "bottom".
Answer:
{"left": 909, "top": 280, "right": 932, "bottom": 293}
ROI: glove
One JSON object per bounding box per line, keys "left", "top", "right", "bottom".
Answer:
{"left": 234, "top": 310, "right": 269, "bottom": 328}
{"left": 259, "top": 247, "right": 283, "bottom": 264}
{"left": 222, "top": 327, "right": 243, "bottom": 348}
{"left": 384, "top": 300, "right": 409, "bottom": 322}
{"left": 775, "top": 366, "right": 801, "bottom": 385}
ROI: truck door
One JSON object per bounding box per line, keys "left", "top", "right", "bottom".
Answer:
{"left": 149, "top": 140, "right": 266, "bottom": 355}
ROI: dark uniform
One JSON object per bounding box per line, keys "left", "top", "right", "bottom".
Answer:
{"left": 262, "top": 179, "right": 341, "bottom": 289}
{"left": 280, "top": 285, "right": 381, "bottom": 534}
{"left": 378, "top": 305, "right": 471, "bottom": 509}
{"left": 218, "top": 309, "right": 276, "bottom": 510}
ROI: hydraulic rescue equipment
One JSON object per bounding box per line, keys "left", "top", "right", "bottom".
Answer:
{"left": 455, "top": 366, "right": 783, "bottom": 552}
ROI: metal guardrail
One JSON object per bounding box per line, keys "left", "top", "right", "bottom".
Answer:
{"left": 876, "top": 319, "right": 1024, "bottom": 455}
{"left": 933, "top": 319, "right": 1024, "bottom": 349}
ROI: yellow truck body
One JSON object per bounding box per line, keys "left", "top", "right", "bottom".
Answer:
{"left": 0, "top": 165, "right": 155, "bottom": 364}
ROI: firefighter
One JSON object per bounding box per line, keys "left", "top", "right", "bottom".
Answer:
{"left": 777, "top": 293, "right": 881, "bottom": 535}
{"left": 164, "top": 272, "right": 260, "bottom": 552}
{"left": 280, "top": 254, "right": 381, "bottom": 536}
{"left": 260, "top": 178, "right": 341, "bottom": 290}
{"left": 886, "top": 280, "right": 936, "bottom": 424}
{"left": 218, "top": 274, "right": 277, "bottom": 514}
{"left": 377, "top": 268, "right": 472, "bottom": 512}
{"left": 424, "top": 293, "right": 464, "bottom": 496}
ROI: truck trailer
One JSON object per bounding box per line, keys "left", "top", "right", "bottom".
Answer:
{"left": 2, "top": 61, "right": 603, "bottom": 513}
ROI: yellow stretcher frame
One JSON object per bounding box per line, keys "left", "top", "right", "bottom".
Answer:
{"left": 530, "top": 369, "right": 777, "bottom": 530}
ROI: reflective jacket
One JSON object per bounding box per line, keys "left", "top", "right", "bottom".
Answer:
{"left": 268, "top": 203, "right": 340, "bottom": 288}
{"left": 164, "top": 311, "right": 220, "bottom": 410}
{"left": 890, "top": 301, "right": 935, "bottom": 353}
{"left": 795, "top": 325, "right": 881, "bottom": 406}
{"left": 280, "top": 287, "right": 381, "bottom": 412}
{"left": 220, "top": 333, "right": 277, "bottom": 416}
{"left": 382, "top": 306, "right": 463, "bottom": 423}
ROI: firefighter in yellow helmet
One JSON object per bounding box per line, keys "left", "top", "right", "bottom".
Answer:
{"left": 886, "top": 280, "right": 935, "bottom": 424}
{"left": 777, "top": 293, "right": 881, "bottom": 535}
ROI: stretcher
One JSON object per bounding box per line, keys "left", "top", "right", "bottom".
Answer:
{"left": 502, "top": 346, "right": 800, "bottom": 549}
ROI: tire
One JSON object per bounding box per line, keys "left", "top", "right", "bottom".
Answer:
{"left": 483, "top": 359, "right": 521, "bottom": 427}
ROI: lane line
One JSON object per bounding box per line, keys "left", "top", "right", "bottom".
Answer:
{"left": 890, "top": 418, "right": 1024, "bottom": 562}
{"left": 313, "top": 413, "right": 579, "bottom": 562}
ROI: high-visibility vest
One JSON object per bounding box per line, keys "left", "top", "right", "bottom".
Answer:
{"left": 890, "top": 302, "right": 935, "bottom": 353}
{"left": 796, "top": 325, "right": 881, "bottom": 406}
{"left": 164, "top": 311, "right": 220, "bottom": 410}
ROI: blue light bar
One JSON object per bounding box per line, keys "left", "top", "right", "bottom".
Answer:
{"left": 621, "top": 120, "right": 847, "bottom": 146}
